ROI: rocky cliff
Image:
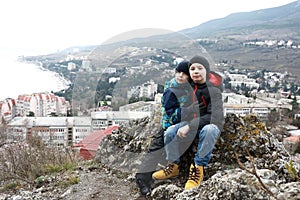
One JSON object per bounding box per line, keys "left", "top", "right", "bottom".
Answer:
{"left": 1, "top": 113, "right": 299, "bottom": 200}
{"left": 95, "top": 113, "right": 300, "bottom": 200}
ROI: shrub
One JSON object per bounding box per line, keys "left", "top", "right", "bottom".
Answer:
{"left": 0, "top": 135, "right": 79, "bottom": 188}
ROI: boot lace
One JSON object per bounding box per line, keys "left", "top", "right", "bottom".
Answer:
{"left": 163, "top": 163, "right": 175, "bottom": 176}
{"left": 188, "top": 165, "right": 201, "bottom": 182}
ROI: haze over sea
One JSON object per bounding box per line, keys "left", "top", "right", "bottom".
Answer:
{"left": 0, "top": 54, "right": 70, "bottom": 101}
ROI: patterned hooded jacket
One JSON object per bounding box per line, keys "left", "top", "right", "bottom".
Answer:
{"left": 161, "top": 77, "right": 192, "bottom": 130}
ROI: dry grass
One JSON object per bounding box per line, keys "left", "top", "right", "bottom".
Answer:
{"left": 0, "top": 133, "right": 79, "bottom": 189}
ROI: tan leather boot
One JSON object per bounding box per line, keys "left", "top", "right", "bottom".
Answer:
{"left": 184, "top": 164, "right": 204, "bottom": 190}
{"left": 152, "top": 163, "right": 179, "bottom": 180}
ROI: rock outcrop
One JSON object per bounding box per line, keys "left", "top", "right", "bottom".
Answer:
{"left": 95, "top": 113, "right": 300, "bottom": 199}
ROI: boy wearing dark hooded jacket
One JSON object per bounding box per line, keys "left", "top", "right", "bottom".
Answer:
{"left": 135, "top": 60, "right": 194, "bottom": 196}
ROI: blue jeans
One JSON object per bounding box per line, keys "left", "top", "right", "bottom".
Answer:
{"left": 164, "top": 123, "right": 220, "bottom": 166}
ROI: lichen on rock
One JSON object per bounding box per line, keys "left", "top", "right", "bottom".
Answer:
{"left": 95, "top": 113, "right": 300, "bottom": 199}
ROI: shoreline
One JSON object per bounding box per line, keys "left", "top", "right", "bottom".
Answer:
{"left": 0, "top": 59, "right": 71, "bottom": 101}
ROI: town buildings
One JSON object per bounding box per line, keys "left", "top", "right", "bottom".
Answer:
{"left": 91, "top": 110, "right": 151, "bottom": 131}
{"left": 127, "top": 80, "right": 158, "bottom": 99}
{"left": 0, "top": 92, "right": 70, "bottom": 124}
{"left": 6, "top": 109, "right": 152, "bottom": 147}
{"left": 223, "top": 93, "right": 293, "bottom": 121}
{"left": 7, "top": 116, "right": 91, "bottom": 146}
{"left": 4, "top": 90, "right": 297, "bottom": 147}
{"left": 226, "top": 73, "right": 260, "bottom": 89}
{"left": 1, "top": 67, "right": 300, "bottom": 152}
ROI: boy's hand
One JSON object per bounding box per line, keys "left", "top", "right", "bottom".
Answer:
{"left": 177, "top": 125, "right": 190, "bottom": 138}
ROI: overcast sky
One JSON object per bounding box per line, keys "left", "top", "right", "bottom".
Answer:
{"left": 0, "top": 0, "right": 296, "bottom": 56}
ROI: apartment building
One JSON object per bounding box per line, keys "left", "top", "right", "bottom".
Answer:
{"left": 6, "top": 107, "right": 152, "bottom": 146}
{"left": 7, "top": 117, "right": 91, "bottom": 146}
{"left": 224, "top": 103, "right": 272, "bottom": 120}
{"left": 227, "top": 73, "right": 259, "bottom": 89}
{"left": 0, "top": 98, "right": 16, "bottom": 123}
{"left": 17, "top": 93, "right": 70, "bottom": 117}
{"left": 127, "top": 80, "right": 158, "bottom": 99}
{"left": 91, "top": 111, "right": 151, "bottom": 131}
{"left": 223, "top": 93, "right": 292, "bottom": 120}
{"left": 119, "top": 101, "right": 155, "bottom": 112}
{"left": 0, "top": 92, "right": 70, "bottom": 124}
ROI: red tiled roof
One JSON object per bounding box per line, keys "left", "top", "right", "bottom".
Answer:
{"left": 284, "top": 136, "right": 300, "bottom": 143}
{"left": 77, "top": 126, "right": 119, "bottom": 160}
{"left": 25, "top": 97, "right": 31, "bottom": 102}
{"left": 18, "top": 95, "right": 25, "bottom": 100}
{"left": 60, "top": 97, "right": 66, "bottom": 103}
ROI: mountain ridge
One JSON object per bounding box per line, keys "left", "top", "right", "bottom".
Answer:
{"left": 25, "top": 0, "right": 300, "bottom": 85}
{"left": 181, "top": 0, "right": 300, "bottom": 39}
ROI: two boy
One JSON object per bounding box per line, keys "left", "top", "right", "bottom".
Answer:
{"left": 136, "top": 56, "right": 224, "bottom": 194}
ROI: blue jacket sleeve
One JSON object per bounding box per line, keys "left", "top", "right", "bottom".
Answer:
{"left": 162, "top": 89, "right": 181, "bottom": 125}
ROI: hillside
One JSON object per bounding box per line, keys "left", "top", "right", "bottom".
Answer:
{"left": 20, "top": 0, "right": 300, "bottom": 112}
{"left": 182, "top": 0, "right": 300, "bottom": 38}
{"left": 25, "top": 1, "right": 300, "bottom": 80}
{"left": 175, "top": 1, "right": 300, "bottom": 76}
{"left": 1, "top": 114, "right": 299, "bottom": 199}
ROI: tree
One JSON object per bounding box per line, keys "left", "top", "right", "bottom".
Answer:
{"left": 273, "top": 81, "right": 280, "bottom": 93}
{"left": 27, "top": 111, "right": 35, "bottom": 117}
{"left": 293, "top": 117, "right": 300, "bottom": 128}
{"left": 49, "top": 112, "right": 58, "bottom": 117}
{"left": 253, "top": 95, "right": 257, "bottom": 101}
{"left": 0, "top": 116, "right": 7, "bottom": 146}
{"left": 67, "top": 109, "right": 73, "bottom": 117}
{"left": 290, "top": 96, "right": 299, "bottom": 112}
{"left": 266, "top": 109, "right": 280, "bottom": 127}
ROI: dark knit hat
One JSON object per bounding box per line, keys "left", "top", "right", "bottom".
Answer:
{"left": 175, "top": 61, "right": 190, "bottom": 77}
{"left": 190, "top": 55, "right": 210, "bottom": 73}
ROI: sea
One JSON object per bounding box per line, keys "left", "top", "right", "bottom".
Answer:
{"left": 0, "top": 55, "right": 71, "bottom": 101}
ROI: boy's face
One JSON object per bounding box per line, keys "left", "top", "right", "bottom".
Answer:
{"left": 175, "top": 71, "right": 189, "bottom": 84}
{"left": 189, "top": 63, "right": 207, "bottom": 84}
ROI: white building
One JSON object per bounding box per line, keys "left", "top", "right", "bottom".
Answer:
{"left": 228, "top": 74, "right": 259, "bottom": 89}
{"left": 127, "top": 80, "right": 158, "bottom": 99}
{"left": 119, "top": 101, "right": 155, "bottom": 112}
{"left": 7, "top": 117, "right": 91, "bottom": 146}
{"left": 13, "top": 92, "right": 70, "bottom": 118}
{"left": 81, "top": 59, "right": 91, "bottom": 71}
{"left": 223, "top": 93, "right": 292, "bottom": 120}
{"left": 0, "top": 98, "right": 16, "bottom": 123}
{"left": 223, "top": 93, "right": 251, "bottom": 104}
{"left": 91, "top": 111, "right": 151, "bottom": 131}
{"left": 67, "top": 62, "right": 76, "bottom": 70}
{"left": 103, "top": 67, "right": 117, "bottom": 74}
{"left": 224, "top": 103, "right": 271, "bottom": 120}
{"left": 140, "top": 80, "right": 158, "bottom": 98}
{"left": 108, "top": 77, "right": 120, "bottom": 83}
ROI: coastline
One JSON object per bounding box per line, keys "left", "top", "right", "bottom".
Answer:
{"left": 0, "top": 59, "right": 71, "bottom": 101}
